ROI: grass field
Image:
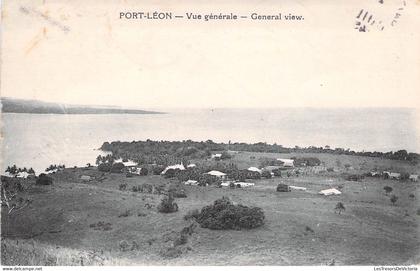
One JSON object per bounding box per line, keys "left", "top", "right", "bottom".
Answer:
{"left": 1, "top": 152, "right": 419, "bottom": 266}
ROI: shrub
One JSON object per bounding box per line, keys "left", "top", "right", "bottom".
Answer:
{"left": 409, "top": 193, "right": 415, "bottom": 199}
{"left": 272, "top": 169, "right": 282, "bottom": 177}
{"left": 383, "top": 186, "right": 393, "bottom": 195}
{"left": 157, "top": 194, "right": 179, "bottom": 213}
{"left": 194, "top": 197, "right": 265, "bottom": 230}
{"left": 390, "top": 195, "right": 398, "bottom": 205}
{"left": 110, "top": 162, "right": 125, "bottom": 173}
{"left": 334, "top": 202, "right": 345, "bottom": 214}
{"left": 293, "top": 157, "right": 321, "bottom": 167}
{"left": 152, "top": 165, "right": 165, "bottom": 175}
{"left": 261, "top": 170, "right": 272, "bottom": 179}
{"left": 119, "top": 183, "right": 127, "bottom": 191}
{"left": 220, "top": 151, "right": 232, "bottom": 160}
{"left": 327, "top": 167, "right": 334, "bottom": 172}
{"left": 276, "top": 183, "right": 290, "bottom": 192}
{"left": 164, "top": 168, "right": 178, "bottom": 179}
{"left": 400, "top": 173, "right": 410, "bottom": 181}
{"left": 139, "top": 167, "right": 149, "bottom": 176}
{"left": 98, "top": 162, "right": 112, "bottom": 172}
{"left": 36, "top": 174, "right": 53, "bottom": 185}
{"left": 168, "top": 186, "right": 187, "bottom": 198}
{"left": 247, "top": 171, "right": 261, "bottom": 180}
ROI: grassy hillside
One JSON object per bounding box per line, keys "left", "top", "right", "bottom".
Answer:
{"left": 1, "top": 152, "right": 419, "bottom": 265}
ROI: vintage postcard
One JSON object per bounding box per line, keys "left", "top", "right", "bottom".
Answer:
{"left": 1, "top": 0, "right": 419, "bottom": 268}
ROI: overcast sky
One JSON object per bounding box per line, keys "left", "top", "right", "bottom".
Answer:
{"left": 1, "top": 0, "right": 420, "bottom": 109}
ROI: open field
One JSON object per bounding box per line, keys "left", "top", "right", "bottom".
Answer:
{"left": 1, "top": 152, "right": 419, "bottom": 266}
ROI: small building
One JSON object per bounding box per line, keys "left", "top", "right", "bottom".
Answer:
{"left": 277, "top": 158, "right": 294, "bottom": 167}
{"left": 184, "top": 179, "right": 198, "bottom": 186}
{"left": 187, "top": 164, "right": 197, "bottom": 168}
{"left": 16, "top": 172, "right": 30, "bottom": 179}
{"left": 319, "top": 188, "right": 341, "bottom": 196}
{"left": 234, "top": 182, "right": 255, "bottom": 188}
{"left": 129, "top": 167, "right": 144, "bottom": 175}
{"left": 161, "top": 164, "right": 186, "bottom": 175}
{"left": 206, "top": 170, "right": 227, "bottom": 180}
{"left": 409, "top": 174, "right": 418, "bottom": 182}
{"left": 247, "top": 167, "right": 262, "bottom": 174}
{"left": 211, "top": 153, "right": 222, "bottom": 159}
{"left": 289, "top": 185, "right": 307, "bottom": 191}
{"left": 383, "top": 171, "right": 401, "bottom": 179}
{"left": 80, "top": 175, "right": 93, "bottom": 181}
{"left": 114, "top": 159, "right": 138, "bottom": 168}
{"left": 369, "top": 171, "right": 381, "bottom": 177}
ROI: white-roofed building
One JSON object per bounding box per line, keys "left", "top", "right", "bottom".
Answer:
{"left": 247, "top": 167, "right": 262, "bottom": 174}
{"left": 318, "top": 188, "right": 341, "bottom": 196}
{"left": 161, "top": 164, "right": 186, "bottom": 175}
{"left": 277, "top": 158, "right": 294, "bottom": 167}
{"left": 206, "top": 170, "right": 227, "bottom": 179}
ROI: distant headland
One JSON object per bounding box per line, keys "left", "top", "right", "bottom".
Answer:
{"left": 0, "top": 97, "right": 163, "bottom": 114}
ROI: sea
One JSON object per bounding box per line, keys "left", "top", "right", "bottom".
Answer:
{"left": 1, "top": 108, "right": 418, "bottom": 174}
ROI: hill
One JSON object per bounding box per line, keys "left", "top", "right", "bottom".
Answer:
{"left": 0, "top": 97, "right": 162, "bottom": 114}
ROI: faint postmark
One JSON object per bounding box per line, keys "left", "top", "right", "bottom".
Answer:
{"left": 354, "top": 0, "right": 407, "bottom": 32}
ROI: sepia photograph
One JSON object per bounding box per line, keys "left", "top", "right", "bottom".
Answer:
{"left": 1, "top": 0, "right": 420, "bottom": 268}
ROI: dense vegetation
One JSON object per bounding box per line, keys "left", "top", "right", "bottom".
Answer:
{"left": 100, "top": 140, "right": 419, "bottom": 165}
{"left": 190, "top": 197, "right": 265, "bottom": 230}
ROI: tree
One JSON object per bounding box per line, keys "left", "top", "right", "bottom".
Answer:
{"left": 334, "top": 202, "right": 345, "bottom": 214}
{"left": 390, "top": 195, "right": 398, "bottom": 205}
{"left": 383, "top": 186, "right": 393, "bottom": 195}
{"left": 5, "top": 165, "right": 18, "bottom": 177}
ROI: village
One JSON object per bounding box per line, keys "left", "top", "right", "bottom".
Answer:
{"left": 1, "top": 141, "right": 419, "bottom": 265}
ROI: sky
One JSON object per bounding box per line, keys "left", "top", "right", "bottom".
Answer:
{"left": 1, "top": 0, "right": 420, "bottom": 109}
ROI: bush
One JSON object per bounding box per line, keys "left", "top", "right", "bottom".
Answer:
{"left": 164, "top": 168, "right": 180, "bottom": 179}
{"left": 98, "top": 163, "right": 112, "bottom": 172}
{"left": 327, "top": 167, "right": 334, "bottom": 172}
{"left": 384, "top": 186, "right": 393, "bottom": 194}
{"left": 36, "top": 173, "right": 53, "bottom": 185}
{"left": 152, "top": 165, "right": 165, "bottom": 175}
{"left": 276, "top": 183, "right": 290, "bottom": 192}
{"left": 157, "top": 194, "right": 179, "bottom": 213}
{"left": 390, "top": 195, "right": 398, "bottom": 205}
{"left": 139, "top": 167, "right": 149, "bottom": 176}
{"left": 272, "top": 168, "right": 282, "bottom": 177}
{"left": 261, "top": 170, "right": 272, "bottom": 179}
{"left": 400, "top": 173, "right": 410, "bottom": 181}
{"left": 220, "top": 151, "right": 232, "bottom": 160}
{"left": 194, "top": 197, "right": 265, "bottom": 230}
{"left": 293, "top": 157, "right": 321, "bottom": 167}
{"left": 110, "top": 162, "right": 125, "bottom": 173}
{"left": 168, "top": 185, "right": 187, "bottom": 198}
{"left": 334, "top": 202, "right": 345, "bottom": 214}
{"left": 119, "top": 183, "right": 127, "bottom": 191}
